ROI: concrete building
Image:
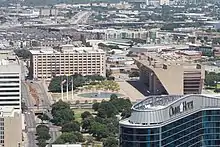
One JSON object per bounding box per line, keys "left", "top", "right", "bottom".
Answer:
{"left": 134, "top": 52, "right": 205, "bottom": 95}
{"left": 82, "top": 28, "right": 149, "bottom": 40}
{"left": 30, "top": 45, "right": 106, "bottom": 81}
{"left": 119, "top": 94, "right": 220, "bottom": 147}
{"left": 146, "top": 0, "right": 169, "bottom": 6}
{"left": 39, "top": 7, "right": 57, "bottom": 17}
{"left": 159, "top": 0, "right": 169, "bottom": 5}
{"left": 0, "top": 51, "right": 21, "bottom": 111}
{"left": 0, "top": 107, "right": 22, "bottom": 147}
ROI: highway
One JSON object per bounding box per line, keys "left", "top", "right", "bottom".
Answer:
{"left": 70, "top": 11, "right": 92, "bottom": 24}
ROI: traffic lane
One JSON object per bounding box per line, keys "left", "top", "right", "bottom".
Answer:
{"left": 21, "top": 82, "right": 35, "bottom": 107}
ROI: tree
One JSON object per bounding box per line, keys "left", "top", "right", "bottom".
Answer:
{"left": 110, "top": 94, "right": 118, "bottom": 100}
{"left": 92, "top": 102, "right": 100, "bottom": 111}
{"left": 51, "top": 100, "right": 74, "bottom": 126}
{"left": 48, "top": 74, "right": 105, "bottom": 92}
{"left": 14, "top": 49, "right": 31, "bottom": 59}
{"left": 80, "top": 34, "right": 86, "bottom": 46}
{"left": 36, "top": 125, "right": 51, "bottom": 141}
{"left": 81, "top": 111, "right": 92, "bottom": 120}
{"left": 74, "top": 132, "right": 85, "bottom": 142}
{"left": 48, "top": 76, "right": 64, "bottom": 92}
{"left": 82, "top": 117, "right": 94, "bottom": 132}
{"left": 205, "top": 72, "right": 218, "bottom": 86}
{"left": 121, "top": 108, "right": 131, "bottom": 119}
{"left": 103, "top": 137, "right": 118, "bottom": 147}
{"left": 38, "top": 113, "right": 50, "bottom": 123}
{"left": 36, "top": 125, "right": 49, "bottom": 134}
{"left": 90, "top": 122, "right": 109, "bottom": 140}
{"left": 54, "top": 132, "right": 83, "bottom": 144}
{"left": 106, "top": 69, "right": 112, "bottom": 78}
{"left": 97, "top": 101, "right": 118, "bottom": 118}
{"left": 110, "top": 98, "right": 132, "bottom": 113}
{"left": 37, "top": 139, "right": 47, "bottom": 147}
{"left": 61, "top": 121, "right": 80, "bottom": 133}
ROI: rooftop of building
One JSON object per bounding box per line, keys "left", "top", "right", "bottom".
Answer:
{"left": 0, "top": 107, "right": 21, "bottom": 117}
{"left": 30, "top": 45, "right": 105, "bottom": 54}
{"left": 120, "top": 94, "right": 220, "bottom": 126}
{"left": 0, "top": 50, "right": 19, "bottom": 68}
{"left": 135, "top": 51, "right": 202, "bottom": 67}
{"left": 134, "top": 51, "right": 204, "bottom": 95}
{"left": 131, "top": 44, "right": 190, "bottom": 53}
{"left": 133, "top": 94, "right": 220, "bottom": 111}
{"left": 133, "top": 95, "right": 182, "bottom": 111}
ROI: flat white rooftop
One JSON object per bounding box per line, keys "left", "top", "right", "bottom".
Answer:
{"left": 30, "top": 46, "right": 105, "bottom": 54}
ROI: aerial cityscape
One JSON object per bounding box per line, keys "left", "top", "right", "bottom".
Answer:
{"left": 0, "top": 0, "right": 220, "bottom": 147}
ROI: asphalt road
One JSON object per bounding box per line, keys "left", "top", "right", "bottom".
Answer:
{"left": 21, "top": 82, "right": 35, "bottom": 107}
{"left": 22, "top": 81, "right": 37, "bottom": 147}
{"left": 30, "top": 81, "right": 60, "bottom": 144}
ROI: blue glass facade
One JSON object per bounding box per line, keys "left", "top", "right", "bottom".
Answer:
{"left": 120, "top": 110, "right": 220, "bottom": 147}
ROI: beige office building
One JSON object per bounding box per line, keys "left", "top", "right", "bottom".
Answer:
{"left": 30, "top": 45, "right": 106, "bottom": 81}
{"left": 0, "top": 107, "right": 22, "bottom": 147}
{"left": 134, "top": 52, "right": 205, "bottom": 95}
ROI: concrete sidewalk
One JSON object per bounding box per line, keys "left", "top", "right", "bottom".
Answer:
{"left": 118, "top": 81, "right": 145, "bottom": 102}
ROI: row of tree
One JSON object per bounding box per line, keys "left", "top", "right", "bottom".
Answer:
{"left": 49, "top": 94, "right": 132, "bottom": 146}
{"left": 50, "top": 100, "right": 86, "bottom": 144}
{"left": 80, "top": 94, "right": 132, "bottom": 146}
{"left": 36, "top": 125, "right": 51, "bottom": 147}
{"left": 205, "top": 71, "right": 220, "bottom": 87}
{"left": 14, "top": 49, "right": 31, "bottom": 59}
{"left": 48, "top": 74, "right": 105, "bottom": 92}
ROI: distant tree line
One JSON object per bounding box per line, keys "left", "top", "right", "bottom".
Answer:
{"left": 14, "top": 49, "right": 31, "bottom": 59}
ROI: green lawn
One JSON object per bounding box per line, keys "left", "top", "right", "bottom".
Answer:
{"left": 73, "top": 108, "right": 94, "bottom": 123}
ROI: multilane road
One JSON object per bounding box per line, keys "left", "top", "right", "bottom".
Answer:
{"left": 22, "top": 81, "right": 37, "bottom": 147}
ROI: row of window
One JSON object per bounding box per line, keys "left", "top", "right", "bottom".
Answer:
{"left": 0, "top": 76, "right": 19, "bottom": 79}
{"left": 0, "top": 86, "right": 19, "bottom": 88}
{"left": 0, "top": 94, "right": 19, "bottom": 97}
{"left": 0, "top": 90, "right": 19, "bottom": 92}
{"left": 37, "top": 59, "right": 103, "bottom": 63}
{"left": 0, "top": 81, "right": 19, "bottom": 84}
{"left": 120, "top": 110, "right": 220, "bottom": 147}
{"left": 37, "top": 65, "right": 102, "bottom": 68}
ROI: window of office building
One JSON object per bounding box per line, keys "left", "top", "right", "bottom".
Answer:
{"left": 120, "top": 110, "right": 220, "bottom": 147}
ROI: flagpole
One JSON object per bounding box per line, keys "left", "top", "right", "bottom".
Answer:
{"left": 71, "top": 77, "right": 73, "bottom": 100}
{"left": 66, "top": 75, "right": 68, "bottom": 101}
{"left": 61, "top": 77, "right": 63, "bottom": 101}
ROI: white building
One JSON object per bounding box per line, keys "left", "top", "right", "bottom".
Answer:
{"left": 146, "top": 0, "right": 169, "bottom": 6}
{"left": 30, "top": 45, "right": 106, "bottom": 81}
{"left": 0, "top": 107, "right": 22, "bottom": 147}
{"left": 80, "top": 28, "right": 149, "bottom": 40}
{"left": 0, "top": 51, "right": 21, "bottom": 111}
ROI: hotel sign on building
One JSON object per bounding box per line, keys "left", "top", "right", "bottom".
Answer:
{"left": 169, "top": 101, "right": 194, "bottom": 117}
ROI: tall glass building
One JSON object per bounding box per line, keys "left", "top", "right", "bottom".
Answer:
{"left": 119, "top": 95, "right": 220, "bottom": 147}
